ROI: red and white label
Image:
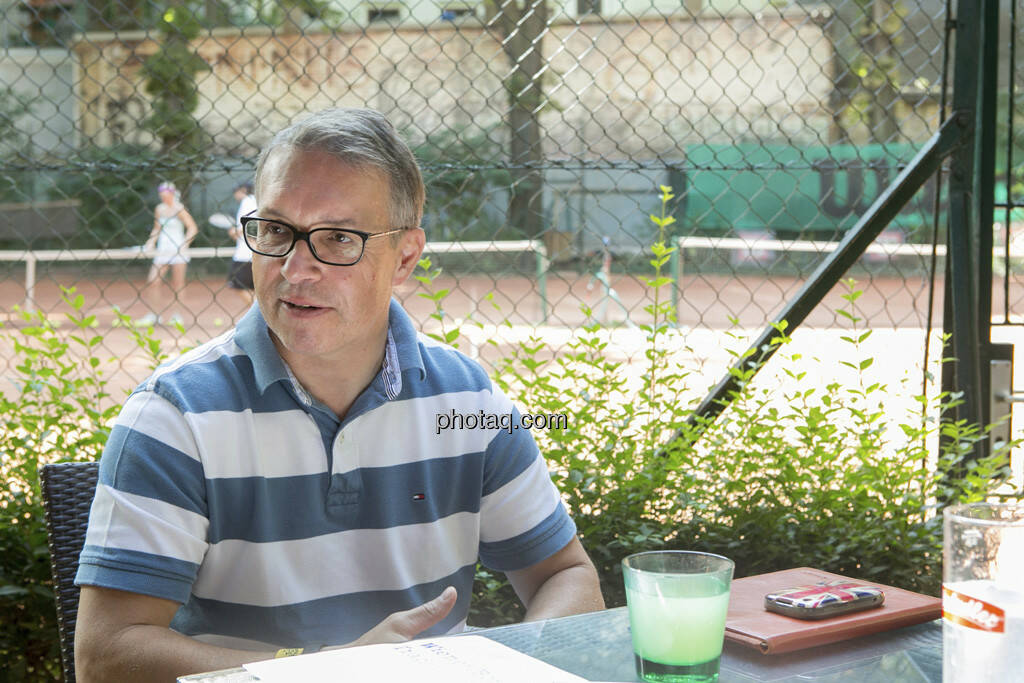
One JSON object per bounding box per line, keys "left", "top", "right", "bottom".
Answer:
{"left": 943, "top": 585, "right": 1006, "bottom": 633}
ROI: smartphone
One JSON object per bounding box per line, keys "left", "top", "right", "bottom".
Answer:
{"left": 764, "top": 580, "right": 885, "bottom": 620}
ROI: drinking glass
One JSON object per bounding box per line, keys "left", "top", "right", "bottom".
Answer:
{"left": 622, "top": 551, "right": 734, "bottom": 683}
{"left": 943, "top": 502, "right": 1024, "bottom": 683}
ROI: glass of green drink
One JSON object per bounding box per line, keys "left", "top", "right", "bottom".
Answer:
{"left": 622, "top": 551, "right": 734, "bottom": 683}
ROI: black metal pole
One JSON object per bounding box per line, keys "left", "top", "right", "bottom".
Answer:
{"left": 1004, "top": 0, "right": 1019, "bottom": 323}
{"left": 943, "top": 0, "right": 985, "bottom": 455}
{"left": 975, "top": 0, "right": 999, "bottom": 431}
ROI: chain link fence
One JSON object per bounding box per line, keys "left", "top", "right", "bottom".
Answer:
{"left": 0, "top": 0, "right": 993, "bottom": 437}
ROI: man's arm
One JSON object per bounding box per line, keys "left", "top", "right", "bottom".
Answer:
{"left": 505, "top": 537, "right": 605, "bottom": 622}
{"left": 75, "top": 585, "right": 459, "bottom": 683}
{"left": 75, "top": 586, "right": 257, "bottom": 683}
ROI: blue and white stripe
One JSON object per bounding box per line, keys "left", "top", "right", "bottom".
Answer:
{"left": 76, "top": 299, "right": 575, "bottom": 649}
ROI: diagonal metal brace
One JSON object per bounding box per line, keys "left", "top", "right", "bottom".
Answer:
{"left": 678, "top": 113, "right": 972, "bottom": 437}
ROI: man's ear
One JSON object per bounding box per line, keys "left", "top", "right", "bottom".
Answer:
{"left": 392, "top": 228, "right": 426, "bottom": 286}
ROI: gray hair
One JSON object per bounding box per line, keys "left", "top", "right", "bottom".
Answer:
{"left": 254, "top": 108, "right": 424, "bottom": 230}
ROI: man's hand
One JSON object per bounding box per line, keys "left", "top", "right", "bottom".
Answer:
{"left": 345, "top": 586, "right": 458, "bottom": 648}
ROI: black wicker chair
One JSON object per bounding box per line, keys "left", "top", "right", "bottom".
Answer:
{"left": 39, "top": 461, "right": 100, "bottom": 683}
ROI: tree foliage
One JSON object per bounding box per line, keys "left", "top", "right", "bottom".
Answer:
{"left": 55, "top": 143, "right": 162, "bottom": 248}
{"left": 0, "top": 86, "right": 34, "bottom": 159}
{"left": 0, "top": 87, "right": 36, "bottom": 203}
{"left": 412, "top": 126, "right": 514, "bottom": 241}
{"left": 141, "top": 4, "right": 210, "bottom": 163}
{"left": 832, "top": 0, "right": 907, "bottom": 144}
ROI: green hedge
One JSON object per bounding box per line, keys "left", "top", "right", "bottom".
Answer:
{"left": 0, "top": 292, "right": 172, "bottom": 681}
{"left": 460, "top": 188, "right": 1012, "bottom": 621}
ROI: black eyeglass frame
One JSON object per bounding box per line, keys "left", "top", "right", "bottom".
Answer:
{"left": 241, "top": 214, "right": 408, "bottom": 266}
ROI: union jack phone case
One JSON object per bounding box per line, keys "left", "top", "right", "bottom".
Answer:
{"left": 764, "top": 580, "right": 885, "bottom": 620}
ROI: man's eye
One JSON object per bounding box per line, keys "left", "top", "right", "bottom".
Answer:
{"left": 326, "top": 231, "right": 354, "bottom": 244}
{"left": 266, "top": 223, "right": 289, "bottom": 235}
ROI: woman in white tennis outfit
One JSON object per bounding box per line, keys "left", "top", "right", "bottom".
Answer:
{"left": 139, "top": 182, "right": 199, "bottom": 326}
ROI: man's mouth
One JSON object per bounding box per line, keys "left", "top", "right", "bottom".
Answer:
{"left": 281, "top": 299, "right": 325, "bottom": 311}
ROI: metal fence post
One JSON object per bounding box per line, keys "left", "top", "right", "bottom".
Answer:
{"left": 24, "top": 253, "right": 36, "bottom": 313}
{"left": 535, "top": 244, "right": 549, "bottom": 324}
{"left": 669, "top": 247, "right": 681, "bottom": 327}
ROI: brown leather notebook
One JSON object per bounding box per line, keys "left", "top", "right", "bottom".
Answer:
{"left": 724, "top": 567, "right": 941, "bottom": 655}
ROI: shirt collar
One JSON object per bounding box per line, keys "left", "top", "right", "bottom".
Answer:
{"left": 234, "top": 299, "right": 426, "bottom": 397}
{"left": 234, "top": 305, "right": 288, "bottom": 394}
{"left": 386, "top": 298, "right": 426, "bottom": 383}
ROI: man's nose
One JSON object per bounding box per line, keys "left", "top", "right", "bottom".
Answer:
{"left": 280, "top": 237, "right": 322, "bottom": 282}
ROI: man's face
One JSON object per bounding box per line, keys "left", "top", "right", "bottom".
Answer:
{"left": 252, "top": 148, "right": 421, "bottom": 368}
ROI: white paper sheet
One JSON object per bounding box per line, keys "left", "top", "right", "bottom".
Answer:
{"left": 243, "top": 635, "right": 587, "bottom": 683}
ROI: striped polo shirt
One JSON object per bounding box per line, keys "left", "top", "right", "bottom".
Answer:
{"left": 76, "top": 299, "right": 576, "bottom": 650}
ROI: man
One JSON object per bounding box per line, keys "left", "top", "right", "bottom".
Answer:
{"left": 225, "top": 181, "right": 258, "bottom": 305}
{"left": 74, "top": 108, "right": 604, "bottom": 682}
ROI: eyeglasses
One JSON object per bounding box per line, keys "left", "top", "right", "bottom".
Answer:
{"left": 242, "top": 215, "right": 406, "bottom": 266}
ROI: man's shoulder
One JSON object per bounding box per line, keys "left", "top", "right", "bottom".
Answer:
{"left": 134, "top": 327, "right": 256, "bottom": 413}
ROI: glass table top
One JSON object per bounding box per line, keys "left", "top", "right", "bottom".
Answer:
{"left": 476, "top": 608, "right": 941, "bottom": 683}
{"left": 179, "top": 607, "right": 942, "bottom": 682}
